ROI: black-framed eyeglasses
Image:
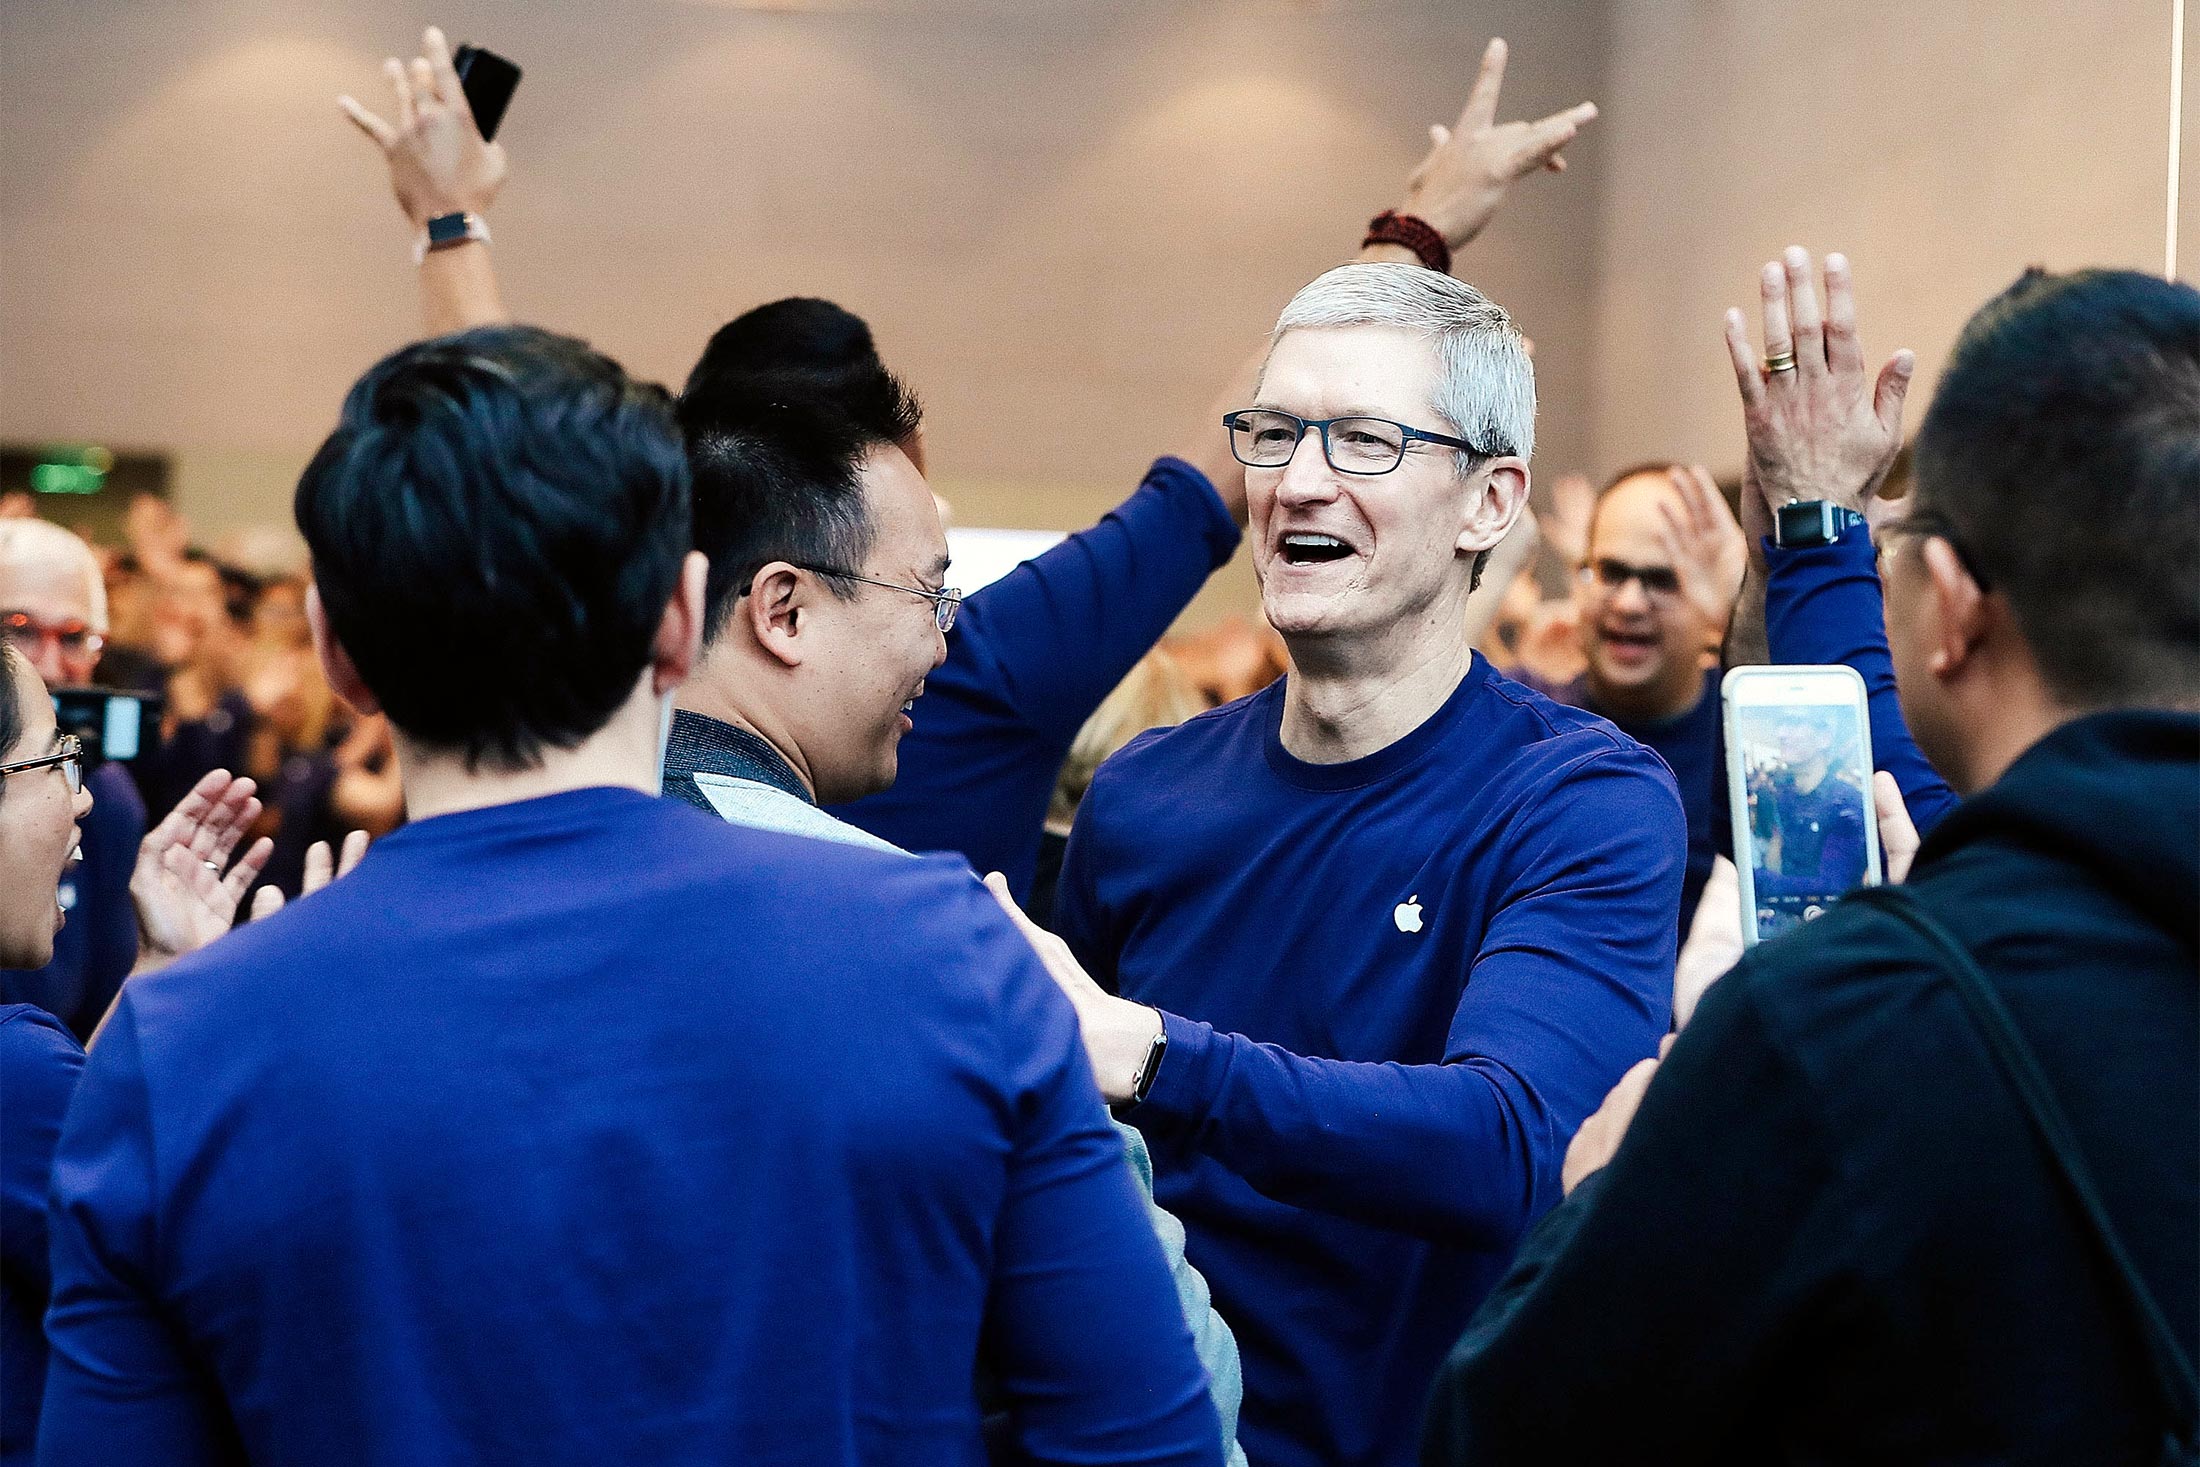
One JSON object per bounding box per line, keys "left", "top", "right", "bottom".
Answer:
{"left": 1577, "top": 557, "right": 1682, "bottom": 598}
{"left": 1222, "top": 410, "right": 1499, "bottom": 476}
{"left": 741, "top": 562, "right": 962, "bottom": 632}
{"left": 0, "top": 734, "right": 83, "bottom": 795}
{"left": 1876, "top": 508, "right": 1994, "bottom": 592}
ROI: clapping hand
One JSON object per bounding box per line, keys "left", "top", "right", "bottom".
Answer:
{"left": 1653, "top": 465, "right": 1748, "bottom": 640}
{"left": 1396, "top": 38, "right": 1598, "bottom": 254}
{"left": 131, "top": 770, "right": 274, "bottom": 973}
{"left": 1723, "top": 249, "right": 1915, "bottom": 518}
{"left": 340, "top": 26, "right": 507, "bottom": 227}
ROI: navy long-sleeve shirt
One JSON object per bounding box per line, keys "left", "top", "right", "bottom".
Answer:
{"left": 833, "top": 457, "right": 1241, "bottom": 895}
{"left": 1053, "top": 659, "right": 1684, "bottom": 1467}
{"left": 38, "top": 786, "right": 1222, "bottom": 1467}
{"left": 0, "top": 1005, "right": 83, "bottom": 1465}
{"left": 1764, "top": 527, "right": 1960, "bottom": 832}
{"left": 0, "top": 762, "right": 143, "bottom": 1041}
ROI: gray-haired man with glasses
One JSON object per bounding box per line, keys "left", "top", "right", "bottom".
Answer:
{"left": 1006, "top": 260, "right": 1687, "bottom": 1467}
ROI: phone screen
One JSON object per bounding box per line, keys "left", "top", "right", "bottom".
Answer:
{"left": 1724, "top": 668, "right": 1879, "bottom": 943}
{"left": 50, "top": 687, "right": 160, "bottom": 769}
{"left": 452, "top": 44, "right": 522, "bottom": 143}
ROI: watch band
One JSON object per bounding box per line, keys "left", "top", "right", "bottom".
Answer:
{"left": 1128, "top": 1020, "right": 1169, "bottom": 1106}
{"left": 1362, "top": 210, "right": 1452, "bottom": 276}
{"left": 412, "top": 211, "right": 491, "bottom": 266}
{"left": 1772, "top": 499, "right": 1867, "bottom": 549}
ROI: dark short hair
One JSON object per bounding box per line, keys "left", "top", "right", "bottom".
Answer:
{"left": 677, "top": 301, "right": 924, "bottom": 641}
{"left": 295, "top": 325, "right": 692, "bottom": 771}
{"left": 1913, "top": 269, "right": 2200, "bottom": 707}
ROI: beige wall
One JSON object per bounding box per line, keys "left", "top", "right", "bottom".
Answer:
{"left": 1590, "top": 0, "right": 2186, "bottom": 480}
{"left": 0, "top": 0, "right": 1611, "bottom": 630}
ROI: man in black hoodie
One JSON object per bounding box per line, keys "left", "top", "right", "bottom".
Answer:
{"left": 1421, "top": 257, "right": 2198, "bottom": 1465}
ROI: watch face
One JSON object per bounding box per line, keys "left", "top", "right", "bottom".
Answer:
{"left": 1775, "top": 500, "right": 1832, "bottom": 547}
{"left": 426, "top": 213, "right": 472, "bottom": 245}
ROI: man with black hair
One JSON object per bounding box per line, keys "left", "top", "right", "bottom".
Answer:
{"left": 1423, "top": 256, "right": 2199, "bottom": 1464}
{"left": 340, "top": 24, "right": 1598, "bottom": 901}
{"left": 37, "top": 325, "right": 1224, "bottom": 1467}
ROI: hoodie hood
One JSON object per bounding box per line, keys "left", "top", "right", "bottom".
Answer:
{"left": 1915, "top": 709, "right": 2199, "bottom": 950}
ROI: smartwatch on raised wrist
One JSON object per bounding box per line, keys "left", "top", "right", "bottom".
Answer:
{"left": 1773, "top": 498, "right": 1867, "bottom": 549}
{"left": 412, "top": 210, "right": 491, "bottom": 266}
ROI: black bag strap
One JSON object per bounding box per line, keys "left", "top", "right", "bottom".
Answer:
{"left": 1857, "top": 885, "right": 2198, "bottom": 1454}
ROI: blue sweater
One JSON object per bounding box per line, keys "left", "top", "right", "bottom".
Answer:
{"left": 1053, "top": 659, "right": 1684, "bottom": 1467}
{"left": 38, "top": 787, "right": 1222, "bottom": 1467}
{"left": 1764, "top": 528, "right": 1960, "bottom": 833}
{"left": 1520, "top": 668, "right": 1725, "bottom": 931}
{"left": 0, "top": 762, "right": 143, "bottom": 1040}
{"left": 833, "top": 457, "right": 1241, "bottom": 896}
{"left": 0, "top": 1005, "right": 83, "bottom": 1465}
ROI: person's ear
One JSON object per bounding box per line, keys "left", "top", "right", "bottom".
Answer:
{"left": 1921, "top": 537, "right": 1988, "bottom": 681}
{"left": 651, "top": 551, "right": 708, "bottom": 696}
{"left": 743, "top": 562, "right": 811, "bottom": 671}
{"left": 1459, "top": 458, "right": 1531, "bottom": 558}
{"left": 305, "top": 584, "right": 381, "bottom": 716}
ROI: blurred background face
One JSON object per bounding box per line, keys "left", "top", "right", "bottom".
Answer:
{"left": 1248, "top": 325, "right": 1475, "bottom": 648}
{"left": 0, "top": 548, "right": 103, "bottom": 685}
{"left": 1574, "top": 472, "right": 1705, "bottom": 710}
{"left": 0, "top": 652, "right": 92, "bottom": 969}
{"left": 791, "top": 444, "right": 950, "bottom": 804}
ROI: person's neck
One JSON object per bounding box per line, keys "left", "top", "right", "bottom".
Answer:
{"left": 1584, "top": 662, "right": 1706, "bottom": 725}
{"left": 398, "top": 681, "right": 670, "bottom": 823}
{"left": 673, "top": 656, "right": 818, "bottom": 800}
{"left": 1278, "top": 621, "right": 1474, "bottom": 765}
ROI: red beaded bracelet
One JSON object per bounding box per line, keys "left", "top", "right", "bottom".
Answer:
{"left": 1362, "top": 210, "right": 1451, "bottom": 276}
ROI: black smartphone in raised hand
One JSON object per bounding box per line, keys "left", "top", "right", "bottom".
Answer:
{"left": 452, "top": 43, "right": 522, "bottom": 143}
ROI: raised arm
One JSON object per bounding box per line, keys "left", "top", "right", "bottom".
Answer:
{"left": 1721, "top": 250, "right": 1957, "bottom": 829}
{"left": 340, "top": 26, "right": 510, "bottom": 336}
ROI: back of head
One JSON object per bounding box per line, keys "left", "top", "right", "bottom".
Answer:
{"left": 677, "top": 358, "right": 923, "bottom": 642}
{"left": 1915, "top": 269, "right": 2200, "bottom": 708}
{"left": 684, "top": 297, "right": 921, "bottom": 469}
{"left": 295, "top": 325, "right": 691, "bottom": 771}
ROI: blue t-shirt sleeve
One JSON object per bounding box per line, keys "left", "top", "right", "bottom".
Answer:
{"left": 1764, "top": 531, "right": 1961, "bottom": 833}
{"left": 38, "top": 996, "right": 239, "bottom": 1467}
{"left": 957, "top": 458, "right": 1240, "bottom": 745}
{"left": 1123, "top": 748, "right": 1681, "bottom": 1247}
{"left": 1, "top": 1007, "right": 84, "bottom": 1293}
{"left": 952, "top": 878, "right": 1223, "bottom": 1467}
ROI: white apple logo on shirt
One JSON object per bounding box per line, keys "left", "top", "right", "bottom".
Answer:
{"left": 1394, "top": 895, "right": 1423, "bottom": 934}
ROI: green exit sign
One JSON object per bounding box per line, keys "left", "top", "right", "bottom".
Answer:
{"left": 29, "top": 445, "right": 113, "bottom": 495}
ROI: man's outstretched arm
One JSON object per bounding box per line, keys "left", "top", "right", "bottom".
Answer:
{"left": 341, "top": 26, "right": 510, "bottom": 336}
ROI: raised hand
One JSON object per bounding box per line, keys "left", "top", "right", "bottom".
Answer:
{"left": 1539, "top": 471, "right": 1595, "bottom": 568}
{"left": 1723, "top": 249, "right": 1915, "bottom": 517}
{"left": 246, "top": 830, "right": 370, "bottom": 922}
{"left": 1653, "top": 465, "right": 1748, "bottom": 638}
{"left": 339, "top": 25, "right": 507, "bottom": 227}
{"left": 131, "top": 770, "right": 275, "bottom": 972}
{"left": 1398, "top": 38, "right": 1598, "bottom": 253}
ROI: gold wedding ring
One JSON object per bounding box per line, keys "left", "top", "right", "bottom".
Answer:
{"left": 1762, "top": 349, "right": 1798, "bottom": 374}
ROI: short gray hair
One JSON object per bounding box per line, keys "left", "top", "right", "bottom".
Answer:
{"left": 0, "top": 518, "right": 107, "bottom": 632}
{"left": 1271, "top": 262, "right": 1535, "bottom": 465}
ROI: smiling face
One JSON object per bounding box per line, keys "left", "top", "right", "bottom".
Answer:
{"left": 0, "top": 650, "right": 93, "bottom": 970}
{"left": 1247, "top": 325, "right": 1522, "bottom": 654}
{"left": 789, "top": 443, "right": 951, "bottom": 803}
{"left": 1575, "top": 471, "right": 1708, "bottom": 716}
